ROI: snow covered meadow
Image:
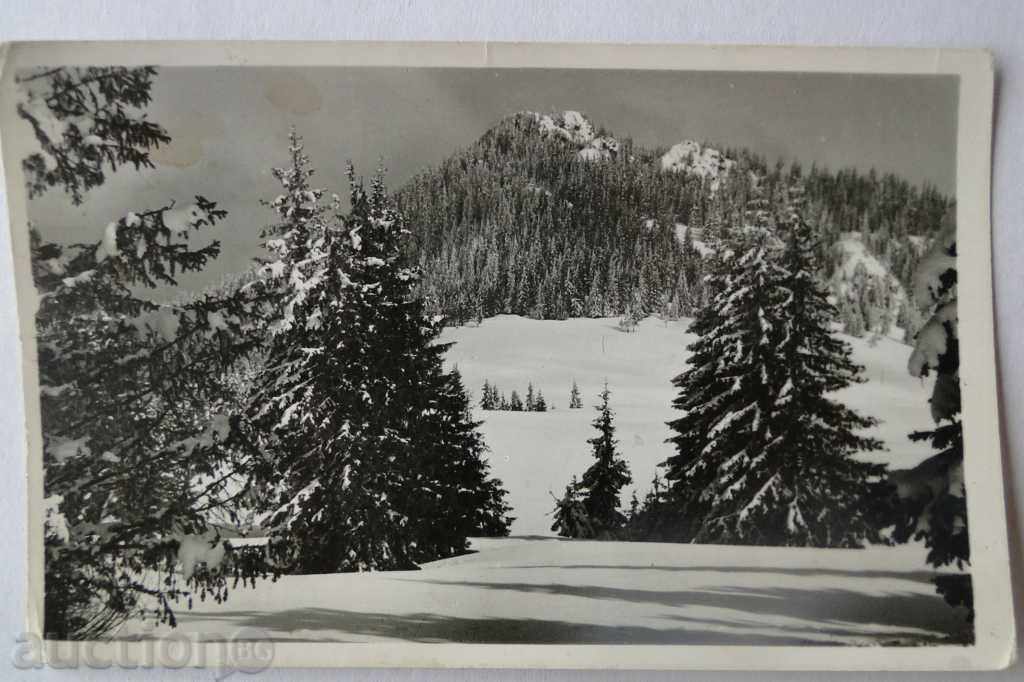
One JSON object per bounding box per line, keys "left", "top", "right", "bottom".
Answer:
{"left": 441, "top": 315, "right": 935, "bottom": 537}
{"left": 118, "top": 315, "right": 968, "bottom": 646}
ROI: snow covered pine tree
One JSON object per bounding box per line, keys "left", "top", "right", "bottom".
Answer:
{"left": 550, "top": 477, "right": 594, "bottom": 539}
{"left": 892, "top": 226, "right": 971, "bottom": 617}
{"left": 569, "top": 379, "right": 583, "bottom": 409}
{"left": 771, "top": 216, "right": 894, "bottom": 544}
{"left": 662, "top": 211, "right": 889, "bottom": 546}
{"left": 552, "top": 383, "right": 631, "bottom": 539}
{"left": 21, "top": 67, "right": 268, "bottom": 639}
{"left": 480, "top": 380, "right": 498, "bottom": 410}
{"left": 578, "top": 384, "right": 632, "bottom": 537}
{"left": 244, "top": 134, "right": 511, "bottom": 574}
{"left": 625, "top": 473, "right": 669, "bottom": 541}
{"left": 508, "top": 390, "right": 524, "bottom": 412}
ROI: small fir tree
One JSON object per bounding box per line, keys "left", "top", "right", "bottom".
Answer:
{"left": 579, "top": 384, "right": 632, "bottom": 536}
{"left": 569, "top": 380, "right": 583, "bottom": 409}
{"left": 626, "top": 473, "right": 668, "bottom": 541}
{"left": 550, "top": 477, "right": 593, "bottom": 539}
{"left": 508, "top": 390, "right": 524, "bottom": 412}
{"left": 480, "top": 380, "right": 497, "bottom": 410}
{"left": 628, "top": 491, "right": 641, "bottom": 522}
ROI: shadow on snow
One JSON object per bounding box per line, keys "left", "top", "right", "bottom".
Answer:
{"left": 167, "top": 567, "right": 971, "bottom": 645}
{"left": 169, "top": 608, "right": 832, "bottom": 646}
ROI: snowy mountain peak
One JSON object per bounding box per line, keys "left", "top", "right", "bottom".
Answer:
{"left": 660, "top": 140, "right": 735, "bottom": 192}
{"left": 529, "top": 110, "right": 623, "bottom": 162}
{"left": 531, "top": 110, "right": 596, "bottom": 145}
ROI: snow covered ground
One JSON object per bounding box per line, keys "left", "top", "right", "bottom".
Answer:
{"left": 118, "top": 315, "right": 960, "bottom": 646}
{"left": 118, "top": 537, "right": 969, "bottom": 645}
{"left": 440, "top": 315, "right": 935, "bottom": 536}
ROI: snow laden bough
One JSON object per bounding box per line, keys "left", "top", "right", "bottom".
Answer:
{"left": 890, "top": 225, "right": 971, "bottom": 618}
{"left": 36, "top": 199, "right": 276, "bottom": 638}
{"left": 24, "top": 64, "right": 277, "bottom": 641}
{"left": 16, "top": 66, "right": 172, "bottom": 204}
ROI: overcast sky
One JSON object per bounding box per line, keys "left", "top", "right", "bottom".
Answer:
{"left": 25, "top": 67, "right": 958, "bottom": 291}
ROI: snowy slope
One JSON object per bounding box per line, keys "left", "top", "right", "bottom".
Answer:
{"left": 441, "top": 315, "right": 934, "bottom": 537}
{"left": 831, "top": 232, "right": 908, "bottom": 339}
{"left": 833, "top": 233, "right": 901, "bottom": 285}
{"left": 118, "top": 537, "right": 968, "bottom": 645}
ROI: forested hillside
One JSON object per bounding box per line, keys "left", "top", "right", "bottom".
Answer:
{"left": 395, "top": 111, "right": 954, "bottom": 338}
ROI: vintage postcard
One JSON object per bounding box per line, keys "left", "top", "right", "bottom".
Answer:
{"left": 0, "top": 42, "right": 1014, "bottom": 671}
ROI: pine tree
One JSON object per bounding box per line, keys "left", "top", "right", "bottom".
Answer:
{"left": 508, "top": 390, "right": 524, "bottom": 412}
{"left": 579, "top": 384, "right": 632, "bottom": 536}
{"left": 525, "top": 382, "right": 536, "bottom": 411}
{"left": 480, "top": 380, "right": 496, "bottom": 410}
{"left": 569, "top": 380, "right": 583, "bottom": 409}
{"left": 244, "top": 143, "right": 511, "bottom": 574}
{"left": 413, "top": 368, "right": 515, "bottom": 546}
{"left": 626, "top": 473, "right": 668, "bottom": 541}
{"left": 25, "top": 67, "right": 267, "bottom": 639}
{"left": 618, "top": 309, "right": 638, "bottom": 333}
{"left": 535, "top": 390, "right": 547, "bottom": 412}
{"left": 550, "top": 477, "right": 593, "bottom": 539}
{"left": 585, "top": 272, "right": 604, "bottom": 317}
{"left": 663, "top": 235, "right": 787, "bottom": 544}
{"left": 893, "top": 226, "right": 970, "bottom": 616}
{"left": 628, "top": 491, "right": 641, "bottom": 523}
{"left": 842, "top": 297, "right": 866, "bottom": 337}
{"left": 663, "top": 220, "right": 887, "bottom": 546}
{"left": 770, "top": 217, "right": 891, "bottom": 544}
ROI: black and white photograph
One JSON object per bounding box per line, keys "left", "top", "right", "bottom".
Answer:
{"left": 0, "top": 42, "right": 1013, "bottom": 670}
